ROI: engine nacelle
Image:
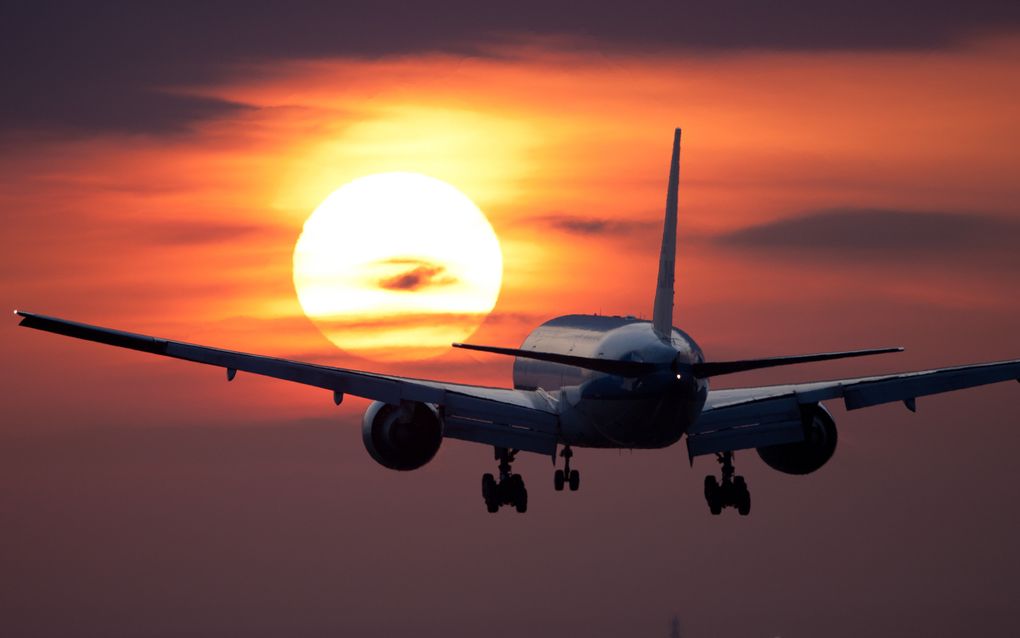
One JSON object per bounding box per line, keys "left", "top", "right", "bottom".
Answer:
{"left": 756, "top": 403, "right": 838, "bottom": 475}
{"left": 361, "top": 401, "right": 443, "bottom": 471}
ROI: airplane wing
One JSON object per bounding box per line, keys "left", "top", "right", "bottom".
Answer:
{"left": 14, "top": 312, "right": 561, "bottom": 456}
{"left": 687, "top": 359, "right": 1020, "bottom": 459}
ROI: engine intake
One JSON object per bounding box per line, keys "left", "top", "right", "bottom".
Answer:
{"left": 756, "top": 403, "right": 838, "bottom": 475}
{"left": 361, "top": 401, "right": 443, "bottom": 471}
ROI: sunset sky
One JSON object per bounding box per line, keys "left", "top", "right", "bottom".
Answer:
{"left": 3, "top": 3, "right": 1020, "bottom": 637}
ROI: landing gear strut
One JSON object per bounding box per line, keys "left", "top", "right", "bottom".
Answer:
{"left": 704, "top": 451, "right": 750, "bottom": 516}
{"left": 482, "top": 447, "right": 527, "bottom": 513}
{"left": 553, "top": 446, "right": 580, "bottom": 492}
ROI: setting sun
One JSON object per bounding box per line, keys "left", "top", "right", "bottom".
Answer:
{"left": 292, "top": 172, "right": 503, "bottom": 361}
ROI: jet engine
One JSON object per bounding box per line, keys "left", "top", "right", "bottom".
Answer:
{"left": 361, "top": 401, "right": 443, "bottom": 471}
{"left": 756, "top": 403, "right": 838, "bottom": 475}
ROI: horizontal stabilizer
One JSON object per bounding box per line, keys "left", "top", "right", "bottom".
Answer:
{"left": 452, "top": 342, "right": 658, "bottom": 377}
{"left": 690, "top": 347, "right": 904, "bottom": 378}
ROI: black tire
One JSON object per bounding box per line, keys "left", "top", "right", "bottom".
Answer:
{"left": 554, "top": 469, "right": 565, "bottom": 491}
{"left": 735, "top": 476, "right": 751, "bottom": 516}
{"left": 482, "top": 473, "right": 499, "bottom": 512}
{"left": 482, "top": 473, "right": 497, "bottom": 501}
{"left": 507, "top": 474, "right": 526, "bottom": 502}
{"left": 568, "top": 469, "right": 580, "bottom": 492}
{"left": 704, "top": 476, "right": 722, "bottom": 515}
{"left": 515, "top": 489, "right": 528, "bottom": 513}
{"left": 704, "top": 475, "right": 718, "bottom": 498}
{"left": 510, "top": 475, "right": 528, "bottom": 512}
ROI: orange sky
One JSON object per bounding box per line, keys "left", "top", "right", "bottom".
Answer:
{"left": 3, "top": 36, "right": 1019, "bottom": 429}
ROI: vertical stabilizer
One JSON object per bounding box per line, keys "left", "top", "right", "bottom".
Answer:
{"left": 652, "top": 128, "right": 681, "bottom": 338}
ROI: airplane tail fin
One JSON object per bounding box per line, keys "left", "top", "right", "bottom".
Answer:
{"left": 652, "top": 128, "right": 681, "bottom": 339}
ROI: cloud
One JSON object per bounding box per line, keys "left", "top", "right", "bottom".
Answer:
{"left": 715, "top": 207, "right": 1020, "bottom": 266}
{"left": 375, "top": 259, "right": 458, "bottom": 291}
{"left": 4, "top": 2, "right": 1019, "bottom": 135}
{"left": 1, "top": 90, "right": 250, "bottom": 138}
{"left": 138, "top": 220, "right": 270, "bottom": 246}
{"left": 531, "top": 214, "right": 659, "bottom": 237}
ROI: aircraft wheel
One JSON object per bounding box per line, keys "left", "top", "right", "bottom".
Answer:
{"left": 482, "top": 473, "right": 497, "bottom": 498}
{"left": 482, "top": 473, "right": 499, "bottom": 513}
{"left": 508, "top": 475, "right": 528, "bottom": 513}
{"left": 568, "top": 469, "right": 580, "bottom": 491}
{"left": 734, "top": 476, "right": 751, "bottom": 516}
{"left": 554, "top": 469, "right": 565, "bottom": 491}
{"left": 704, "top": 475, "right": 722, "bottom": 515}
{"left": 514, "top": 489, "right": 528, "bottom": 513}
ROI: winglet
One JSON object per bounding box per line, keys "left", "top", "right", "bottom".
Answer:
{"left": 652, "top": 128, "right": 681, "bottom": 339}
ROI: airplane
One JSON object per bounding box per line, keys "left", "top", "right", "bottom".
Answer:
{"left": 15, "top": 129, "right": 1020, "bottom": 515}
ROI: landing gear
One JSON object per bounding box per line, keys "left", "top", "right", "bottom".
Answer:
{"left": 704, "top": 451, "right": 751, "bottom": 516}
{"left": 553, "top": 446, "right": 580, "bottom": 492}
{"left": 482, "top": 448, "right": 528, "bottom": 513}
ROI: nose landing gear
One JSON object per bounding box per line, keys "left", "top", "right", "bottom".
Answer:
{"left": 553, "top": 446, "right": 580, "bottom": 492}
{"left": 482, "top": 447, "right": 528, "bottom": 513}
{"left": 704, "top": 451, "right": 750, "bottom": 516}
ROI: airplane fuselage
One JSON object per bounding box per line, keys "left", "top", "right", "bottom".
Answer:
{"left": 512, "top": 314, "right": 708, "bottom": 449}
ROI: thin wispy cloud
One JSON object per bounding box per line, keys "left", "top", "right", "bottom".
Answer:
{"left": 716, "top": 208, "right": 1020, "bottom": 266}
{"left": 529, "top": 214, "right": 659, "bottom": 237}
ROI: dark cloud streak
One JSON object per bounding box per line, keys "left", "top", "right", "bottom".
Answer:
{"left": 376, "top": 259, "right": 458, "bottom": 291}
{"left": 3, "top": 1, "right": 1020, "bottom": 135}
{"left": 140, "top": 220, "right": 270, "bottom": 246}
{"left": 716, "top": 208, "right": 1020, "bottom": 268}
{"left": 532, "top": 214, "right": 658, "bottom": 237}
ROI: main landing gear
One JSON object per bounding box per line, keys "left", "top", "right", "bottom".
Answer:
{"left": 704, "top": 451, "right": 751, "bottom": 516}
{"left": 482, "top": 447, "right": 528, "bottom": 513}
{"left": 553, "top": 446, "right": 580, "bottom": 492}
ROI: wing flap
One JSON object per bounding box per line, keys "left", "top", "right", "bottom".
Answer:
{"left": 687, "top": 419, "right": 806, "bottom": 458}
{"left": 688, "top": 394, "right": 805, "bottom": 459}
{"left": 442, "top": 391, "right": 558, "bottom": 434}
{"left": 443, "top": 417, "right": 558, "bottom": 455}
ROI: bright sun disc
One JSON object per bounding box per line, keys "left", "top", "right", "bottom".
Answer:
{"left": 293, "top": 172, "right": 503, "bottom": 361}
